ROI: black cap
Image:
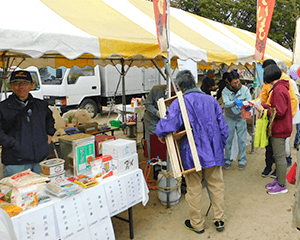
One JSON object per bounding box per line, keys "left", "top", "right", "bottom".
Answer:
{"left": 10, "top": 70, "right": 33, "bottom": 83}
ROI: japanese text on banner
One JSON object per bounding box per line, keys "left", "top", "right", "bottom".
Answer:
{"left": 255, "top": 0, "right": 276, "bottom": 60}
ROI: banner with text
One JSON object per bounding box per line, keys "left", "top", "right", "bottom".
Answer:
{"left": 255, "top": 0, "right": 276, "bottom": 60}
{"left": 153, "top": 0, "right": 168, "bottom": 52}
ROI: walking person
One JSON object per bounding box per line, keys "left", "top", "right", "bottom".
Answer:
{"left": 156, "top": 70, "right": 229, "bottom": 233}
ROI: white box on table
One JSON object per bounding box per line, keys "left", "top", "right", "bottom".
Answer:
{"left": 102, "top": 139, "right": 136, "bottom": 160}
{"left": 112, "top": 153, "right": 139, "bottom": 176}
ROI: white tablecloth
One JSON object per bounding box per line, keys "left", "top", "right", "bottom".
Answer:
{"left": 11, "top": 169, "right": 149, "bottom": 240}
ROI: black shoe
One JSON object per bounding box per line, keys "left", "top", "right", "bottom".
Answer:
{"left": 261, "top": 168, "right": 272, "bottom": 178}
{"left": 270, "top": 170, "right": 276, "bottom": 178}
{"left": 184, "top": 220, "right": 204, "bottom": 234}
{"left": 214, "top": 220, "right": 225, "bottom": 232}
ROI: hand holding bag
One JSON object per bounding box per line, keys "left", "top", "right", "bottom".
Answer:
{"left": 254, "top": 109, "right": 269, "bottom": 148}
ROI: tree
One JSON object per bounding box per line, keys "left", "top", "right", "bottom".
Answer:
{"left": 175, "top": 0, "right": 300, "bottom": 49}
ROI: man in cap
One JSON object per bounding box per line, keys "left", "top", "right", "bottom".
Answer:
{"left": 201, "top": 69, "right": 218, "bottom": 96}
{"left": 0, "top": 70, "right": 56, "bottom": 177}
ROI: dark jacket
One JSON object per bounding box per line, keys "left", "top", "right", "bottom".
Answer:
{"left": 0, "top": 93, "right": 56, "bottom": 165}
{"left": 201, "top": 76, "right": 215, "bottom": 95}
{"left": 262, "top": 80, "right": 292, "bottom": 138}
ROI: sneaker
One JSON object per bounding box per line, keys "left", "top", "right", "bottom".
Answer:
{"left": 223, "top": 163, "right": 231, "bottom": 170}
{"left": 184, "top": 220, "right": 204, "bottom": 234}
{"left": 270, "top": 170, "right": 276, "bottom": 178}
{"left": 267, "top": 182, "right": 288, "bottom": 195}
{"left": 238, "top": 164, "right": 246, "bottom": 171}
{"left": 265, "top": 179, "right": 277, "bottom": 189}
{"left": 261, "top": 168, "right": 273, "bottom": 177}
{"left": 214, "top": 220, "right": 225, "bottom": 232}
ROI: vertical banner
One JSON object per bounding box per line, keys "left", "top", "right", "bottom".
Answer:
{"left": 153, "top": 0, "right": 168, "bottom": 52}
{"left": 255, "top": 0, "right": 276, "bottom": 60}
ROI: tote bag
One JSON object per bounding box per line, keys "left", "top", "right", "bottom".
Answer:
{"left": 254, "top": 109, "right": 269, "bottom": 148}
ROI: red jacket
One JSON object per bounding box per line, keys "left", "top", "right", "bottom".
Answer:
{"left": 262, "top": 79, "right": 292, "bottom": 138}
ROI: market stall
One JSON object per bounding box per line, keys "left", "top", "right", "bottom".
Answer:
{"left": 0, "top": 1, "right": 295, "bottom": 239}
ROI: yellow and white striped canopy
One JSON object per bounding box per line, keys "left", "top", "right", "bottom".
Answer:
{"left": 0, "top": 0, "right": 292, "bottom": 69}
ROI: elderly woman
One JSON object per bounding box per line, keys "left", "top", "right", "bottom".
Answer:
{"left": 254, "top": 64, "right": 292, "bottom": 194}
{"left": 156, "top": 70, "right": 229, "bottom": 234}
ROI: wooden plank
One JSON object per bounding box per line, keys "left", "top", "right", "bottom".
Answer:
{"left": 176, "top": 91, "right": 202, "bottom": 172}
{"left": 173, "top": 130, "right": 186, "bottom": 140}
{"left": 164, "top": 95, "right": 177, "bottom": 107}
{"left": 174, "top": 140, "right": 184, "bottom": 172}
{"left": 157, "top": 98, "right": 182, "bottom": 178}
{"left": 182, "top": 168, "right": 196, "bottom": 175}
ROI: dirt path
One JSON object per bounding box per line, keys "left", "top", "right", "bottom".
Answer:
{"left": 94, "top": 110, "right": 300, "bottom": 240}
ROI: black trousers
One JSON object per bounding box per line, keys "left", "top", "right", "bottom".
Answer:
{"left": 265, "top": 137, "right": 275, "bottom": 170}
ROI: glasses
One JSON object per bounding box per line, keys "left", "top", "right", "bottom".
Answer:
{"left": 10, "top": 81, "right": 31, "bottom": 86}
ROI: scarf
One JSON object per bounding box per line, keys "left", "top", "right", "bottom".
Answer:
{"left": 225, "top": 82, "right": 242, "bottom": 94}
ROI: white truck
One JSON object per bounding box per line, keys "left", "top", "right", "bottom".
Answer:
{"left": 0, "top": 65, "right": 164, "bottom": 117}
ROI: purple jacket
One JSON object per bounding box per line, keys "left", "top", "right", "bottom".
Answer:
{"left": 156, "top": 89, "right": 229, "bottom": 170}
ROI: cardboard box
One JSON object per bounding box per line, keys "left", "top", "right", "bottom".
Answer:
{"left": 112, "top": 153, "right": 139, "bottom": 176}
{"left": 102, "top": 139, "right": 136, "bottom": 160}
{"left": 94, "top": 134, "right": 116, "bottom": 156}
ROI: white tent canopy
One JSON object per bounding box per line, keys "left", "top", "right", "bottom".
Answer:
{"left": 0, "top": 0, "right": 293, "bottom": 69}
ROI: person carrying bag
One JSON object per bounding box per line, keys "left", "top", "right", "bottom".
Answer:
{"left": 254, "top": 109, "right": 269, "bottom": 148}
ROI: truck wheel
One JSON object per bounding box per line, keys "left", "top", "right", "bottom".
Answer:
{"left": 79, "top": 99, "right": 97, "bottom": 118}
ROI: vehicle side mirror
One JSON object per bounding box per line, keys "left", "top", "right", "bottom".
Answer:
{"left": 56, "top": 69, "right": 62, "bottom": 78}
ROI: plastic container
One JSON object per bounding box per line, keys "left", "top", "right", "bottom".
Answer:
{"left": 40, "top": 170, "right": 65, "bottom": 183}
{"left": 109, "top": 120, "right": 121, "bottom": 129}
{"left": 157, "top": 171, "right": 181, "bottom": 206}
{"left": 40, "top": 158, "right": 65, "bottom": 175}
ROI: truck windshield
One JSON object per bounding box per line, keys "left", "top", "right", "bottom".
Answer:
{"left": 39, "top": 66, "right": 67, "bottom": 85}
{"left": 0, "top": 70, "right": 40, "bottom": 92}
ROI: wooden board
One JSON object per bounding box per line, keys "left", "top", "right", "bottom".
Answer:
{"left": 176, "top": 91, "right": 202, "bottom": 172}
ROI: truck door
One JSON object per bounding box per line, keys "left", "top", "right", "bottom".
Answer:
{"left": 66, "top": 65, "right": 100, "bottom": 108}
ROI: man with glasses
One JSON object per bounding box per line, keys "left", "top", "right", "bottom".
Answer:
{"left": 0, "top": 70, "right": 55, "bottom": 177}
{"left": 222, "top": 70, "right": 252, "bottom": 171}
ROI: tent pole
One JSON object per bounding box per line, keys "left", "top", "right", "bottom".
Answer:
{"left": 252, "top": 61, "right": 258, "bottom": 154}
{"left": 121, "top": 59, "right": 126, "bottom": 132}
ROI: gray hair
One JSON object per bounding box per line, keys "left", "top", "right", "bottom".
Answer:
{"left": 175, "top": 70, "right": 196, "bottom": 93}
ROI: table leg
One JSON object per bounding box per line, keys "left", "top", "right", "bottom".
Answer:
{"left": 113, "top": 207, "right": 134, "bottom": 239}
{"left": 128, "top": 207, "right": 133, "bottom": 239}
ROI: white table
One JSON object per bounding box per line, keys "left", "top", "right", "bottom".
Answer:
{"left": 11, "top": 169, "right": 149, "bottom": 240}
{"left": 115, "top": 105, "right": 145, "bottom": 133}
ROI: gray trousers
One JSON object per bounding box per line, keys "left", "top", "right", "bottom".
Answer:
{"left": 271, "top": 137, "right": 287, "bottom": 186}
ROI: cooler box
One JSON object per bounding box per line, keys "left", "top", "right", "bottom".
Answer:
{"left": 59, "top": 133, "right": 95, "bottom": 176}
{"left": 112, "top": 153, "right": 139, "bottom": 176}
{"left": 102, "top": 139, "right": 136, "bottom": 160}
{"left": 94, "top": 134, "right": 116, "bottom": 156}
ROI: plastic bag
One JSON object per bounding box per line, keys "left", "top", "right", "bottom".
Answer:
{"left": 241, "top": 106, "right": 252, "bottom": 120}
{"left": 287, "top": 162, "right": 297, "bottom": 185}
{"left": 254, "top": 109, "right": 269, "bottom": 148}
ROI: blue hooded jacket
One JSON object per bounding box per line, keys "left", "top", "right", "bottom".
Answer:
{"left": 156, "top": 89, "right": 229, "bottom": 170}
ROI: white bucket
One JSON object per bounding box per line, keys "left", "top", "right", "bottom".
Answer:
{"left": 157, "top": 171, "right": 181, "bottom": 206}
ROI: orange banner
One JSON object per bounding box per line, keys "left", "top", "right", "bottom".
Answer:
{"left": 255, "top": 0, "right": 276, "bottom": 60}
{"left": 153, "top": 0, "right": 168, "bottom": 52}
